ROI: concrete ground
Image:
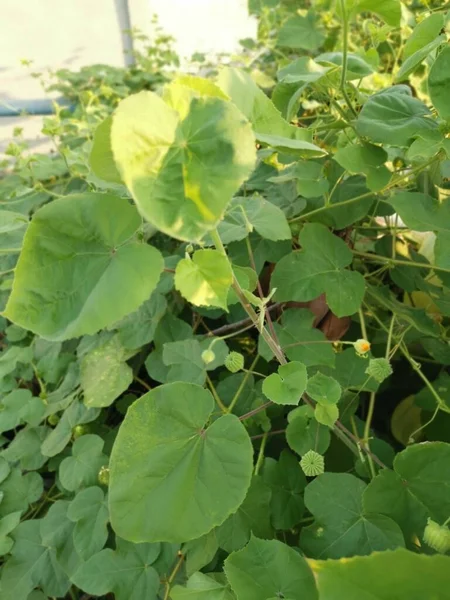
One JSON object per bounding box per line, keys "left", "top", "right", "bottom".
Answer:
{"left": 0, "top": 0, "right": 255, "bottom": 156}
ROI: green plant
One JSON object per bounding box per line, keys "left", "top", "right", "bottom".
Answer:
{"left": 1, "top": 1, "right": 450, "bottom": 598}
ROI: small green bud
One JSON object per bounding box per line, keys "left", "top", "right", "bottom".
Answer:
{"left": 300, "top": 450, "right": 325, "bottom": 477}
{"left": 98, "top": 466, "right": 110, "bottom": 487}
{"left": 201, "top": 349, "right": 216, "bottom": 365}
{"left": 48, "top": 413, "right": 60, "bottom": 426}
{"left": 365, "top": 357, "right": 393, "bottom": 383}
{"left": 186, "top": 244, "right": 194, "bottom": 254}
{"left": 225, "top": 351, "right": 244, "bottom": 373}
{"left": 72, "top": 425, "right": 89, "bottom": 439}
{"left": 423, "top": 519, "right": 450, "bottom": 554}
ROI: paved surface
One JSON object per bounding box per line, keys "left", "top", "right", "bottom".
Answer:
{"left": 0, "top": 0, "right": 255, "bottom": 156}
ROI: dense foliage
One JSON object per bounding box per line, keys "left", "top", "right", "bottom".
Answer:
{"left": 1, "top": 1, "right": 450, "bottom": 598}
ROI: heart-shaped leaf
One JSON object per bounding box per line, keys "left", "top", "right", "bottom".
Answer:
{"left": 109, "top": 382, "right": 253, "bottom": 542}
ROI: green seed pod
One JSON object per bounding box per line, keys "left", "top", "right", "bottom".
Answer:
{"left": 365, "top": 357, "right": 393, "bottom": 383}
{"left": 423, "top": 519, "right": 450, "bottom": 554}
{"left": 98, "top": 466, "right": 110, "bottom": 487}
{"left": 225, "top": 351, "right": 244, "bottom": 373}
{"left": 300, "top": 450, "right": 325, "bottom": 477}
{"left": 201, "top": 349, "right": 216, "bottom": 365}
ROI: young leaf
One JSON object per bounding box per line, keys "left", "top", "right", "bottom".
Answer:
{"left": 286, "top": 413, "right": 331, "bottom": 456}
{"left": 41, "top": 400, "right": 99, "bottom": 458}
{"left": 89, "top": 116, "right": 123, "bottom": 184}
{"left": 428, "top": 46, "right": 450, "bottom": 122}
{"left": 314, "top": 403, "right": 339, "bottom": 427}
{"left": 224, "top": 536, "right": 318, "bottom": 600}
{"left": 175, "top": 249, "right": 233, "bottom": 310}
{"left": 217, "top": 68, "right": 324, "bottom": 157}
{"left": 59, "top": 434, "right": 107, "bottom": 492}
{"left": 356, "top": 88, "right": 437, "bottom": 146}
{"left": 300, "top": 473, "right": 404, "bottom": 559}
{"left": 113, "top": 293, "right": 167, "bottom": 350}
{"left": 0, "top": 520, "right": 70, "bottom": 600}
{"left": 272, "top": 224, "right": 365, "bottom": 317}
{"left": 67, "top": 486, "right": 109, "bottom": 560}
{"left": 259, "top": 308, "right": 336, "bottom": 367}
{"left": 71, "top": 538, "right": 162, "bottom": 600}
{"left": 307, "top": 372, "right": 341, "bottom": 405}
{"left": 0, "top": 469, "right": 43, "bottom": 518}
{"left": 216, "top": 476, "right": 272, "bottom": 553}
{"left": 0, "top": 390, "right": 45, "bottom": 434}
{"left": 395, "top": 36, "right": 444, "bottom": 83}
{"left": 0, "top": 511, "right": 21, "bottom": 556}
{"left": 111, "top": 89, "right": 256, "bottom": 242}
{"left": 109, "top": 382, "right": 253, "bottom": 543}
{"left": 263, "top": 450, "right": 307, "bottom": 530}
{"left": 3, "top": 193, "right": 164, "bottom": 341}
{"left": 262, "top": 361, "right": 308, "bottom": 405}
{"left": 403, "top": 13, "right": 445, "bottom": 58}
{"left": 276, "top": 12, "right": 325, "bottom": 50}
{"left": 172, "top": 572, "right": 236, "bottom": 600}
{"left": 81, "top": 335, "right": 133, "bottom": 408}
{"left": 243, "top": 196, "right": 291, "bottom": 241}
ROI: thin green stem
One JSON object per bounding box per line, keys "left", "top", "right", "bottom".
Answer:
{"left": 385, "top": 315, "right": 396, "bottom": 359}
{"left": 358, "top": 307, "right": 368, "bottom": 340}
{"left": 364, "top": 302, "right": 446, "bottom": 411}
{"left": 210, "top": 229, "right": 286, "bottom": 365}
{"left": 363, "top": 392, "right": 377, "bottom": 479}
{"left": 254, "top": 432, "right": 269, "bottom": 475}
{"left": 206, "top": 374, "right": 227, "bottom": 414}
{"left": 408, "top": 405, "right": 440, "bottom": 444}
{"left": 339, "top": 0, "right": 358, "bottom": 118}
{"left": 353, "top": 251, "right": 450, "bottom": 275}
{"left": 289, "top": 157, "right": 438, "bottom": 224}
{"left": 134, "top": 375, "right": 151, "bottom": 391}
{"left": 228, "top": 354, "right": 260, "bottom": 414}
{"left": 163, "top": 552, "right": 185, "bottom": 600}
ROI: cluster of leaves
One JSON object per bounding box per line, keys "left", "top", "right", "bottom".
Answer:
{"left": 1, "top": 1, "right": 450, "bottom": 598}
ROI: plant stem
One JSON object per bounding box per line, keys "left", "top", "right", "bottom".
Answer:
{"left": 254, "top": 432, "right": 269, "bottom": 475}
{"left": 363, "top": 392, "right": 377, "bottom": 478}
{"left": 358, "top": 307, "right": 368, "bottom": 340}
{"left": 210, "top": 229, "right": 286, "bottom": 365}
{"left": 163, "top": 552, "right": 185, "bottom": 600}
{"left": 206, "top": 374, "right": 227, "bottom": 414}
{"left": 205, "top": 303, "right": 282, "bottom": 338}
{"left": 228, "top": 354, "right": 260, "bottom": 414}
{"left": 134, "top": 375, "right": 151, "bottom": 391}
{"left": 211, "top": 228, "right": 387, "bottom": 468}
{"left": 385, "top": 315, "right": 396, "bottom": 359}
{"left": 339, "top": 0, "right": 358, "bottom": 118}
{"left": 251, "top": 429, "right": 285, "bottom": 440}
{"left": 353, "top": 250, "right": 450, "bottom": 275}
{"left": 289, "top": 157, "right": 438, "bottom": 224}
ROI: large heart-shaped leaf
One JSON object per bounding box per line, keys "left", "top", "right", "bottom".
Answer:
{"left": 356, "top": 88, "right": 437, "bottom": 146}
{"left": 428, "top": 46, "right": 450, "bottom": 121}
{"left": 109, "top": 382, "right": 253, "bottom": 543}
{"left": 309, "top": 549, "right": 450, "bottom": 599}
{"left": 224, "top": 536, "right": 318, "bottom": 600}
{"left": 3, "top": 193, "right": 163, "bottom": 341}
{"left": 300, "top": 473, "right": 404, "bottom": 559}
{"left": 111, "top": 88, "right": 256, "bottom": 242}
